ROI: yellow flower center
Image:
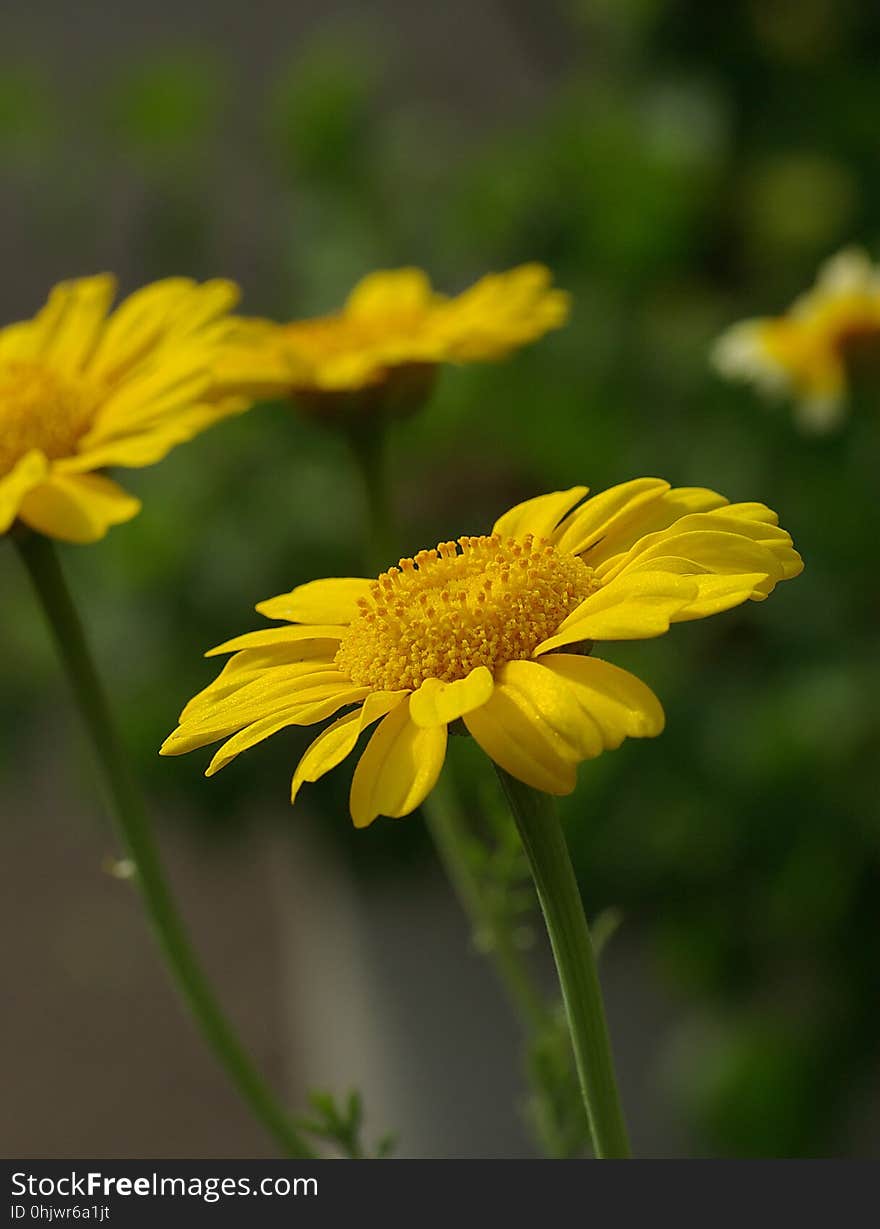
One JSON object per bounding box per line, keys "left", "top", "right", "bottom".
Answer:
{"left": 336, "top": 534, "right": 597, "bottom": 691}
{"left": 0, "top": 360, "right": 96, "bottom": 474}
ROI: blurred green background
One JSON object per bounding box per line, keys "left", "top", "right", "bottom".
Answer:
{"left": 2, "top": 0, "right": 879, "bottom": 1158}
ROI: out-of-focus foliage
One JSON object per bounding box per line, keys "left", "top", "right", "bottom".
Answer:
{"left": 103, "top": 52, "right": 226, "bottom": 164}
{"left": 0, "top": 64, "right": 57, "bottom": 160}
{"left": 297, "top": 1090, "right": 396, "bottom": 1159}
{"left": 2, "top": 0, "right": 879, "bottom": 1157}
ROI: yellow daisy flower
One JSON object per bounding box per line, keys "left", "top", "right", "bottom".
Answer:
{"left": 712, "top": 247, "right": 880, "bottom": 431}
{"left": 162, "top": 480, "right": 802, "bottom": 827}
{"left": 275, "top": 263, "right": 570, "bottom": 417}
{"left": 0, "top": 274, "right": 289, "bottom": 543}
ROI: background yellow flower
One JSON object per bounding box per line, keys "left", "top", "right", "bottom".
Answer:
{"left": 0, "top": 275, "right": 289, "bottom": 542}
{"left": 277, "top": 263, "right": 570, "bottom": 395}
{"left": 162, "top": 480, "right": 801, "bottom": 827}
{"left": 712, "top": 248, "right": 880, "bottom": 430}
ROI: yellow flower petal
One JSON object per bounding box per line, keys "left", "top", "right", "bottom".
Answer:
{"left": 435, "top": 264, "right": 570, "bottom": 360}
{"left": 36, "top": 275, "right": 117, "bottom": 373}
{"left": 533, "top": 571, "right": 700, "bottom": 653}
{"left": 538, "top": 654, "right": 665, "bottom": 748}
{"left": 163, "top": 279, "right": 241, "bottom": 337}
{"left": 181, "top": 648, "right": 340, "bottom": 721}
{"left": 724, "top": 501, "right": 779, "bottom": 527}
{"left": 0, "top": 320, "right": 41, "bottom": 363}
{"left": 179, "top": 657, "right": 342, "bottom": 723}
{"left": 205, "top": 624, "right": 348, "bottom": 657}
{"left": 206, "top": 687, "right": 401, "bottom": 779}
{"left": 553, "top": 478, "right": 670, "bottom": 556}
{"left": 17, "top": 472, "right": 141, "bottom": 544}
{"left": 463, "top": 669, "right": 579, "bottom": 795}
{"left": 209, "top": 319, "right": 298, "bottom": 397}
{"left": 409, "top": 665, "right": 494, "bottom": 728}
{"left": 681, "top": 572, "right": 777, "bottom": 614}
{"left": 86, "top": 278, "right": 204, "bottom": 381}
{"left": 205, "top": 648, "right": 339, "bottom": 695}
{"left": 84, "top": 355, "right": 212, "bottom": 443}
{"left": 581, "top": 487, "right": 731, "bottom": 569}
{"left": 349, "top": 698, "right": 447, "bottom": 827}
{"left": 256, "top": 578, "right": 372, "bottom": 625}
{"left": 674, "top": 506, "right": 793, "bottom": 547}
{"left": 618, "top": 529, "right": 780, "bottom": 579}
{"left": 178, "top": 666, "right": 353, "bottom": 728}
{"left": 345, "top": 268, "right": 436, "bottom": 319}
{"left": 496, "top": 659, "right": 605, "bottom": 758}
{"left": 19, "top": 275, "right": 104, "bottom": 359}
{"left": 291, "top": 691, "right": 408, "bottom": 804}
{"left": 621, "top": 556, "right": 772, "bottom": 617}
{"left": 601, "top": 511, "right": 803, "bottom": 587}
{"left": 162, "top": 677, "right": 369, "bottom": 756}
{"left": 304, "top": 352, "right": 387, "bottom": 390}
{"left": 0, "top": 450, "right": 49, "bottom": 534}
{"left": 205, "top": 708, "right": 321, "bottom": 777}
{"left": 241, "top": 682, "right": 373, "bottom": 731}
{"left": 492, "top": 486, "right": 588, "bottom": 541}
{"left": 186, "top": 652, "right": 342, "bottom": 701}
{"left": 69, "top": 398, "right": 247, "bottom": 472}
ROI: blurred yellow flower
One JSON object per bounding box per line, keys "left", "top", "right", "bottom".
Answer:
{"left": 276, "top": 263, "right": 570, "bottom": 413}
{"left": 712, "top": 248, "right": 880, "bottom": 431}
{"left": 162, "top": 480, "right": 802, "bottom": 827}
{"left": 0, "top": 275, "right": 289, "bottom": 542}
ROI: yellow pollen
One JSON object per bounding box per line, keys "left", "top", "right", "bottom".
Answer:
{"left": 335, "top": 534, "right": 598, "bottom": 691}
{"left": 0, "top": 360, "right": 97, "bottom": 475}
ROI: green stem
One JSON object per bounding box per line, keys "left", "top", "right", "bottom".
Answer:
{"left": 347, "top": 424, "right": 394, "bottom": 574}
{"left": 421, "top": 771, "right": 549, "bottom": 1034}
{"left": 14, "top": 530, "right": 314, "bottom": 1160}
{"left": 496, "top": 767, "right": 631, "bottom": 1159}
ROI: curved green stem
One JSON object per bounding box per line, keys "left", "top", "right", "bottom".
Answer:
{"left": 14, "top": 530, "right": 314, "bottom": 1160}
{"left": 496, "top": 767, "right": 631, "bottom": 1159}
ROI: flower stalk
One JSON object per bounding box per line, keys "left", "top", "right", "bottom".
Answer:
{"left": 14, "top": 529, "right": 313, "bottom": 1160}
{"left": 346, "top": 422, "right": 395, "bottom": 575}
{"left": 496, "top": 767, "right": 631, "bottom": 1160}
